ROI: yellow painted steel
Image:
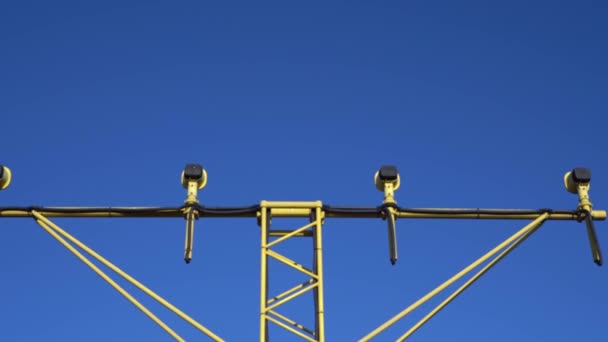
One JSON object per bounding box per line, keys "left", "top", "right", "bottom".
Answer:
{"left": 359, "top": 213, "right": 549, "bottom": 341}
{"left": 396, "top": 210, "right": 607, "bottom": 220}
{"left": 266, "top": 249, "right": 319, "bottom": 279}
{"left": 270, "top": 208, "right": 313, "bottom": 217}
{"left": 1, "top": 164, "right": 605, "bottom": 342}
{"left": 396, "top": 214, "right": 548, "bottom": 341}
{"left": 314, "top": 206, "right": 326, "bottom": 341}
{"left": 265, "top": 283, "right": 318, "bottom": 312}
{"left": 261, "top": 200, "right": 322, "bottom": 209}
{"left": 0, "top": 166, "right": 11, "bottom": 190}
{"left": 268, "top": 279, "right": 315, "bottom": 304}
{"left": 0, "top": 208, "right": 605, "bottom": 220}
{"left": 268, "top": 309, "right": 316, "bottom": 336}
{"left": 265, "top": 315, "right": 319, "bottom": 342}
{"left": 0, "top": 209, "right": 183, "bottom": 218}
{"left": 259, "top": 201, "right": 325, "bottom": 342}
{"left": 32, "top": 215, "right": 185, "bottom": 342}
{"left": 31, "top": 211, "right": 225, "bottom": 342}
{"left": 259, "top": 206, "right": 269, "bottom": 342}
{"left": 184, "top": 207, "right": 197, "bottom": 263}
{"left": 0, "top": 205, "right": 601, "bottom": 342}
{"left": 265, "top": 221, "right": 318, "bottom": 248}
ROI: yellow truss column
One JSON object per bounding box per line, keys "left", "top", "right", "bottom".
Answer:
{"left": 259, "top": 201, "right": 325, "bottom": 342}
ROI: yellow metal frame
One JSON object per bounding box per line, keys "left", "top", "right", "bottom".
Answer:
{"left": 1, "top": 165, "right": 605, "bottom": 341}
{"left": 259, "top": 201, "right": 325, "bottom": 342}
{"left": 0, "top": 206, "right": 604, "bottom": 341}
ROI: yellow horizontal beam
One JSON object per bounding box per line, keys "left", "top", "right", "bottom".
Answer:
{"left": 396, "top": 211, "right": 607, "bottom": 220}
{"left": 269, "top": 230, "right": 313, "bottom": 237}
{"left": 0, "top": 209, "right": 182, "bottom": 218}
{"left": 265, "top": 221, "right": 317, "bottom": 248}
{"left": 270, "top": 208, "right": 312, "bottom": 217}
{"left": 261, "top": 201, "right": 323, "bottom": 209}
{"left": 0, "top": 208, "right": 605, "bottom": 220}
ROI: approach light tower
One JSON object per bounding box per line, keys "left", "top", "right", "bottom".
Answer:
{"left": 0, "top": 163, "right": 605, "bottom": 342}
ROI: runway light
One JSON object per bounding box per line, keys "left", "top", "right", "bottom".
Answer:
{"left": 0, "top": 165, "right": 11, "bottom": 190}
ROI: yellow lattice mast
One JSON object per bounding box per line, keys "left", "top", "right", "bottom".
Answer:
{"left": 0, "top": 164, "right": 604, "bottom": 341}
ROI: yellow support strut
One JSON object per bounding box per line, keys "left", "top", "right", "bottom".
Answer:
{"left": 360, "top": 213, "right": 549, "bottom": 341}
{"left": 396, "top": 213, "right": 549, "bottom": 341}
{"left": 31, "top": 211, "right": 224, "bottom": 342}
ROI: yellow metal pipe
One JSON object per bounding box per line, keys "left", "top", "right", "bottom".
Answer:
{"left": 265, "top": 315, "right": 318, "bottom": 342}
{"left": 184, "top": 208, "right": 196, "bottom": 263}
{"left": 270, "top": 208, "right": 312, "bottom": 217}
{"left": 396, "top": 215, "right": 547, "bottom": 341}
{"left": 314, "top": 207, "right": 326, "bottom": 341}
{"left": 359, "top": 213, "right": 549, "bottom": 342}
{"left": 268, "top": 279, "right": 315, "bottom": 304}
{"left": 266, "top": 250, "right": 318, "bottom": 279}
{"left": 261, "top": 201, "right": 322, "bottom": 209}
{"left": 33, "top": 217, "right": 185, "bottom": 342}
{"left": 0, "top": 209, "right": 605, "bottom": 220}
{"left": 265, "top": 282, "right": 318, "bottom": 312}
{"left": 31, "top": 211, "right": 225, "bottom": 342}
{"left": 260, "top": 207, "right": 269, "bottom": 342}
{"left": 396, "top": 210, "right": 606, "bottom": 221}
{"left": 267, "top": 310, "right": 316, "bottom": 336}
{"left": 265, "top": 221, "right": 316, "bottom": 248}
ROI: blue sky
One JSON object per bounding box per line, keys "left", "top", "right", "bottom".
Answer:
{"left": 1, "top": 1, "right": 607, "bottom": 341}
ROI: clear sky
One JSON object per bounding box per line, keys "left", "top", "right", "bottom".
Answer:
{"left": 1, "top": 1, "right": 607, "bottom": 341}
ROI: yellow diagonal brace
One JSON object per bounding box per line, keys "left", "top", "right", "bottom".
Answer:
{"left": 266, "top": 282, "right": 318, "bottom": 312}
{"left": 31, "top": 211, "right": 224, "bottom": 342}
{"left": 32, "top": 216, "right": 185, "bottom": 342}
{"left": 360, "top": 214, "right": 549, "bottom": 341}
{"left": 267, "top": 250, "right": 318, "bottom": 279}
{"left": 268, "top": 279, "right": 315, "bottom": 304}
{"left": 265, "top": 314, "right": 318, "bottom": 342}
{"left": 265, "top": 221, "right": 317, "bottom": 248}
{"left": 268, "top": 309, "right": 316, "bottom": 336}
{"left": 396, "top": 214, "right": 548, "bottom": 341}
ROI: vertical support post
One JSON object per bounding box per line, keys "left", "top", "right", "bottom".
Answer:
{"left": 259, "top": 206, "right": 269, "bottom": 342}
{"left": 258, "top": 201, "right": 324, "bottom": 342}
{"left": 184, "top": 208, "right": 197, "bottom": 264}
{"left": 313, "top": 206, "right": 326, "bottom": 341}
{"left": 386, "top": 207, "right": 398, "bottom": 265}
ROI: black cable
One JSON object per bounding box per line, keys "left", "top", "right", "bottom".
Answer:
{"left": 0, "top": 206, "right": 181, "bottom": 214}
{"left": 323, "top": 205, "right": 383, "bottom": 215}
{"left": 398, "top": 208, "right": 569, "bottom": 215}
{"left": 193, "top": 204, "right": 261, "bottom": 215}
{"left": 0, "top": 206, "right": 578, "bottom": 216}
